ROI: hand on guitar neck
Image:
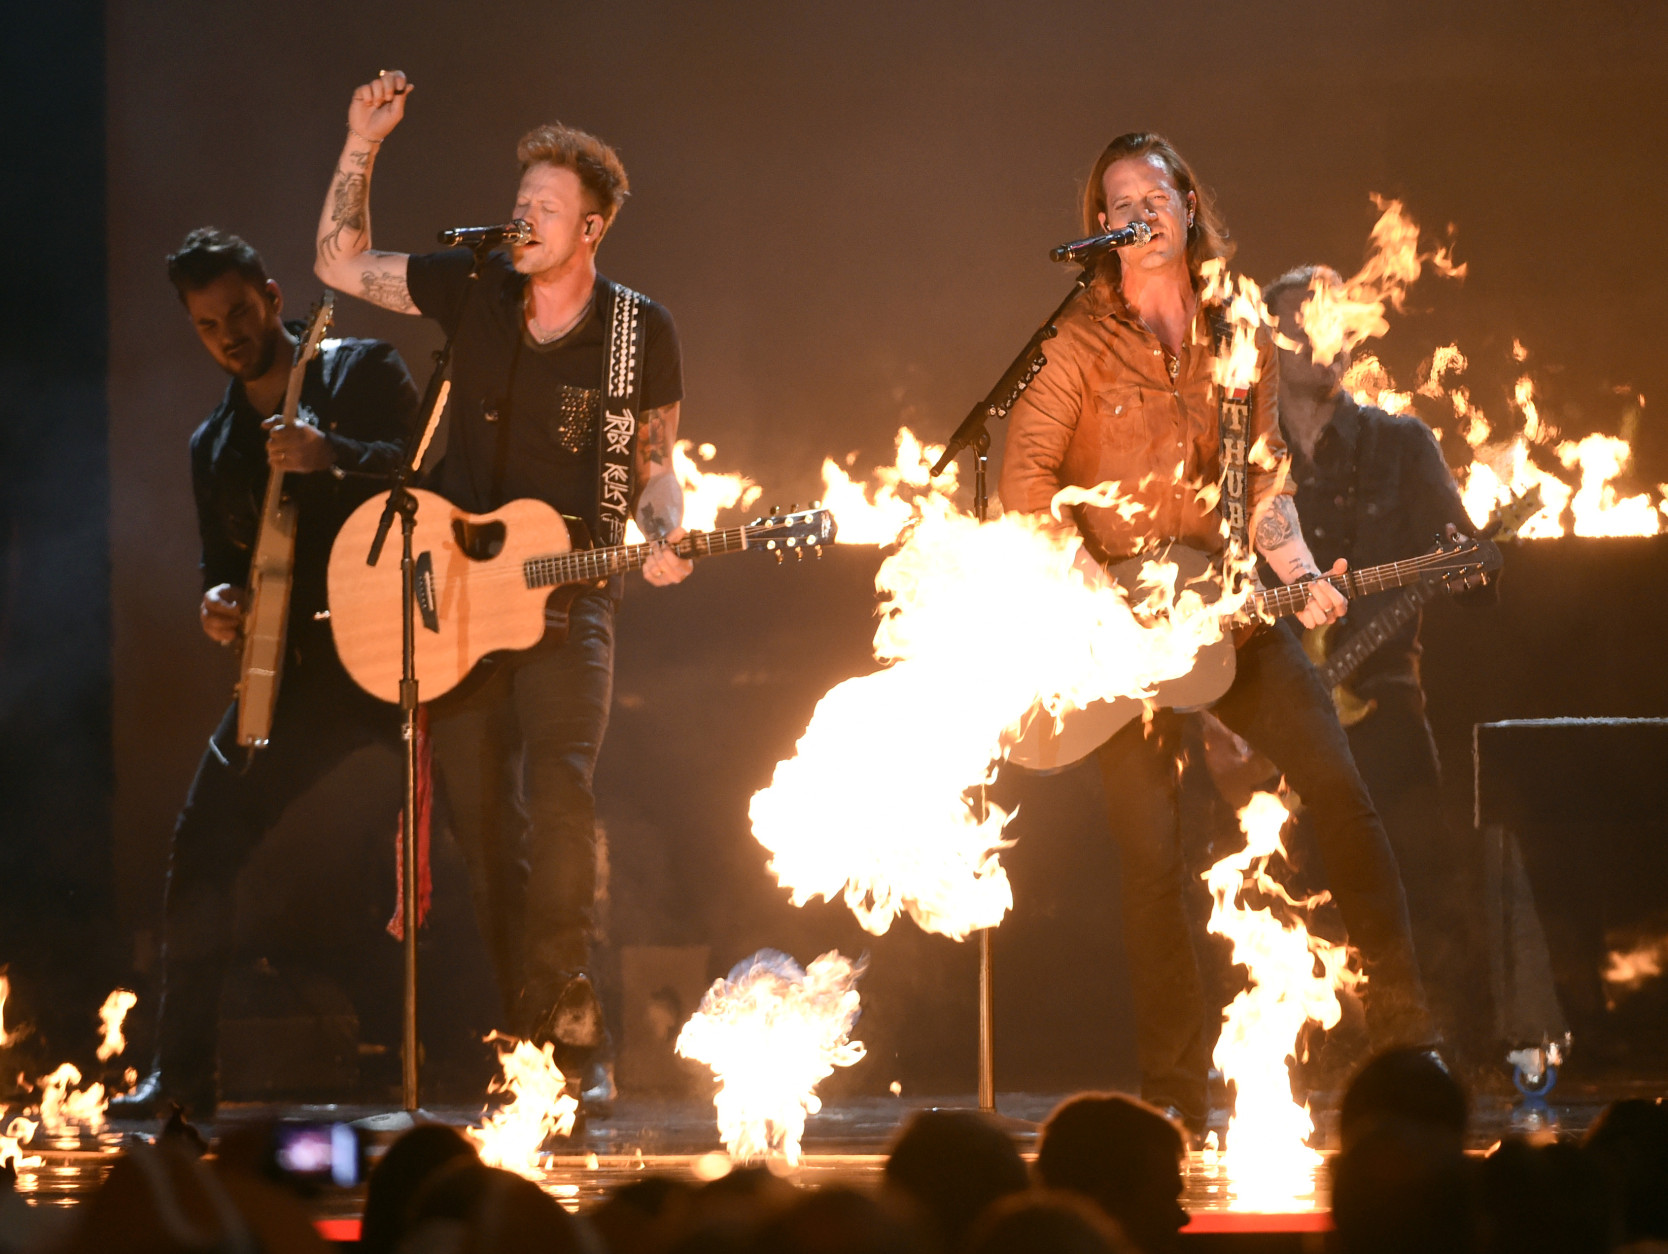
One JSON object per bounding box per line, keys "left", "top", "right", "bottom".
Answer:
{"left": 201, "top": 583, "right": 246, "bottom": 646}
{"left": 262, "top": 413, "right": 336, "bottom": 474}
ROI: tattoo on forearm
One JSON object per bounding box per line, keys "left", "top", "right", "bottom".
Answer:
{"left": 1254, "top": 497, "right": 1296, "bottom": 550}
{"left": 318, "top": 169, "right": 369, "bottom": 265}
{"left": 634, "top": 402, "right": 680, "bottom": 481}
{"left": 359, "top": 267, "right": 415, "bottom": 313}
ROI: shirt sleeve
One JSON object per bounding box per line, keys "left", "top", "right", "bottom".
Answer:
{"left": 640, "top": 300, "right": 684, "bottom": 411}
{"left": 1248, "top": 337, "right": 1296, "bottom": 513}
{"left": 190, "top": 424, "right": 249, "bottom": 593}
{"left": 998, "top": 318, "right": 1091, "bottom": 519}
{"left": 405, "top": 248, "right": 493, "bottom": 335}
{"left": 322, "top": 340, "right": 421, "bottom": 477}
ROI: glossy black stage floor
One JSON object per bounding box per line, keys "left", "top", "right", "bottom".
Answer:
{"left": 8, "top": 1079, "right": 1664, "bottom": 1248}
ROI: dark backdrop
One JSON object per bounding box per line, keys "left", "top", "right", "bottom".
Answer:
{"left": 89, "top": 0, "right": 1668, "bottom": 1094}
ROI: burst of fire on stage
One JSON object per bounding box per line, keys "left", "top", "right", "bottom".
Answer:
{"left": 674, "top": 949, "right": 865, "bottom": 1166}
{"left": 1204, "top": 791, "right": 1357, "bottom": 1210}
{"left": 466, "top": 1033, "right": 580, "bottom": 1179}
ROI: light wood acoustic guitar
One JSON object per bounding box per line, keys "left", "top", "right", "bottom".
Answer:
{"left": 1005, "top": 531, "right": 1502, "bottom": 772}
{"left": 236, "top": 293, "right": 335, "bottom": 748}
{"left": 327, "top": 493, "right": 837, "bottom": 704}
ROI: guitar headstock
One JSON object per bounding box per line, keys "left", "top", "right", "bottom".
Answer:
{"left": 746, "top": 505, "right": 839, "bottom": 562}
{"left": 1483, "top": 482, "right": 1544, "bottom": 542}
{"left": 296, "top": 292, "right": 336, "bottom": 367}
{"left": 1420, "top": 528, "right": 1504, "bottom": 589}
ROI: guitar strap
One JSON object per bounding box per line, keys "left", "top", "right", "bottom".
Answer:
{"left": 597, "top": 279, "right": 648, "bottom": 547}
{"left": 1210, "top": 309, "right": 1252, "bottom": 561}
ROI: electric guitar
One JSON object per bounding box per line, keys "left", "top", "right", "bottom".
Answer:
{"left": 326, "top": 492, "right": 837, "bottom": 704}
{"left": 1005, "top": 531, "right": 1502, "bottom": 771}
{"left": 1305, "top": 485, "right": 1540, "bottom": 726}
{"left": 236, "top": 293, "right": 335, "bottom": 748}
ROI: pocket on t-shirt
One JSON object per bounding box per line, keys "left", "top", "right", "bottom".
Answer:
{"left": 547, "top": 384, "right": 601, "bottom": 455}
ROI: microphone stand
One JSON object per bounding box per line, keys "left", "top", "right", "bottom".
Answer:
{"left": 931, "top": 262, "right": 1096, "bottom": 1119}
{"left": 364, "top": 238, "right": 495, "bottom": 1113}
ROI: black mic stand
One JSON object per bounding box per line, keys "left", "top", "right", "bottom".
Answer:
{"left": 363, "top": 239, "right": 495, "bottom": 1114}
{"left": 930, "top": 262, "right": 1096, "bottom": 1121}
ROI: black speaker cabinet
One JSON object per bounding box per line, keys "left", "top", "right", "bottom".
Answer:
{"left": 1476, "top": 718, "right": 1668, "bottom": 1077}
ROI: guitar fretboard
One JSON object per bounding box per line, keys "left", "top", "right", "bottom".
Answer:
{"left": 1252, "top": 549, "right": 1471, "bottom": 621}
{"left": 521, "top": 525, "right": 757, "bottom": 589}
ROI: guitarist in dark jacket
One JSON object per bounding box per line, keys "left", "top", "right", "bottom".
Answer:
{"left": 999, "top": 133, "right": 1434, "bottom": 1136}
{"left": 1262, "top": 264, "right": 1497, "bottom": 1060}
{"left": 114, "top": 229, "right": 418, "bottom": 1118}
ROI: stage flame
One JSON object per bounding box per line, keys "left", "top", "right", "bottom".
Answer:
{"left": 1294, "top": 196, "right": 1465, "bottom": 370}
{"left": 675, "top": 949, "right": 866, "bottom": 1166}
{"left": 466, "top": 1034, "right": 578, "bottom": 1180}
{"left": 0, "top": 1117, "right": 41, "bottom": 1173}
{"left": 1603, "top": 933, "right": 1668, "bottom": 1008}
{"left": 819, "top": 428, "right": 963, "bottom": 545}
{"left": 36, "top": 1064, "right": 106, "bottom": 1136}
{"left": 1206, "top": 792, "right": 1357, "bottom": 1211}
{"left": 750, "top": 500, "right": 1245, "bottom": 938}
{"left": 95, "top": 989, "right": 137, "bottom": 1063}
{"left": 0, "top": 976, "right": 21, "bottom": 1049}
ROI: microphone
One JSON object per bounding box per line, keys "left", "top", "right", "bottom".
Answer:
{"left": 437, "top": 219, "right": 534, "bottom": 249}
{"left": 1049, "top": 220, "right": 1153, "bottom": 264}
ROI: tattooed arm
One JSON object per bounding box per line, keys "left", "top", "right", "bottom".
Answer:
{"left": 1253, "top": 495, "right": 1348, "bottom": 628}
{"left": 635, "top": 401, "right": 693, "bottom": 586}
{"left": 314, "top": 71, "right": 416, "bottom": 314}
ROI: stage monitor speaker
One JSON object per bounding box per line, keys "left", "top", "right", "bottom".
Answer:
{"left": 1476, "top": 718, "right": 1668, "bottom": 1077}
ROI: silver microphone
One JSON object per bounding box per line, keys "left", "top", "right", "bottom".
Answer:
{"left": 437, "top": 219, "right": 534, "bottom": 248}
{"left": 1049, "top": 220, "right": 1153, "bottom": 264}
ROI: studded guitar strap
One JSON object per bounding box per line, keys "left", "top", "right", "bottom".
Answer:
{"left": 596, "top": 279, "right": 647, "bottom": 547}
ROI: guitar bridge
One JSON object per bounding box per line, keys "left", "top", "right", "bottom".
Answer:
{"left": 414, "top": 552, "right": 440, "bottom": 633}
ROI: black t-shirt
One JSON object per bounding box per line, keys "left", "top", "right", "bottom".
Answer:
{"left": 406, "top": 249, "right": 682, "bottom": 539}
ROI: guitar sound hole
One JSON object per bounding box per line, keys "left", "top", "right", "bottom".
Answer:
{"left": 453, "top": 518, "right": 506, "bottom": 560}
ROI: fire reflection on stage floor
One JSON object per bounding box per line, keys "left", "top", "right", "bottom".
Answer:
{"left": 11, "top": 1084, "right": 1661, "bottom": 1241}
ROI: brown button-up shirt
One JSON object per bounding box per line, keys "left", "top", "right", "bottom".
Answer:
{"left": 998, "top": 273, "right": 1292, "bottom": 562}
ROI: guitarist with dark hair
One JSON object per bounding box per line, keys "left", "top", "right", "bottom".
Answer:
{"left": 999, "top": 134, "right": 1435, "bottom": 1138}
{"left": 1261, "top": 264, "right": 1499, "bottom": 1062}
{"left": 113, "top": 228, "right": 418, "bottom": 1118}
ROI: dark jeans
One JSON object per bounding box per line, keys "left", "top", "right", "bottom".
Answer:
{"left": 157, "top": 640, "right": 397, "bottom": 1092}
{"left": 1343, "top": 683, "right": 1485, "bottom": 1053}
{"left": 1097, "top": 624, "right": 1431, "bottom": 1123}
{"left": 427, "top": 591, "right": 614, "bottom": 1033}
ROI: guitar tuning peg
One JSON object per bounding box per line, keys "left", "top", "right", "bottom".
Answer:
{"left": 811, "top": 499, "right": 822, "bottom": 508}
{"left": 794, "top": 547, "right": 804, "bottom": 561}
{"left": 815, "top": 546, "right": 823, "bottom": 559}
{"left": 770, "top": 505, "right": 781, "bottom": 516}
{"left": 788, "top": 503, "right": 798, "bottom": 513}
{"left": 774, "top": 550, "right": 785, "bottom": 564}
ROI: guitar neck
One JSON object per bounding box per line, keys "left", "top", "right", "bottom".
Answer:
{"left": 1315, "top": 580, "right": 1437, "bottom": 688}
{"left": 521, "top": 524, "right": 756, "bottom": 589}
{"left": 1252, "top": 553, "right": 1447, "bottom": 621}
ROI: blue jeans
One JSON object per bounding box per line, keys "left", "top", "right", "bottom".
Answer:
{"left": 428, "top": 590, "right": 615, "bottom": 1033}
{"left": 1097, "top": 624, "right": 1431, "bottom": 1123}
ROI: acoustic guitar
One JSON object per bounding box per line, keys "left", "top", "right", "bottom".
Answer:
{"left": 1005, "top": 531, "right": 1502, "bottom": 771}
{"left": 236, "top": 293, "right": 335, "bottom": 748}
{"left": 327, "top": 492, "right": 836, "bottom": 704}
